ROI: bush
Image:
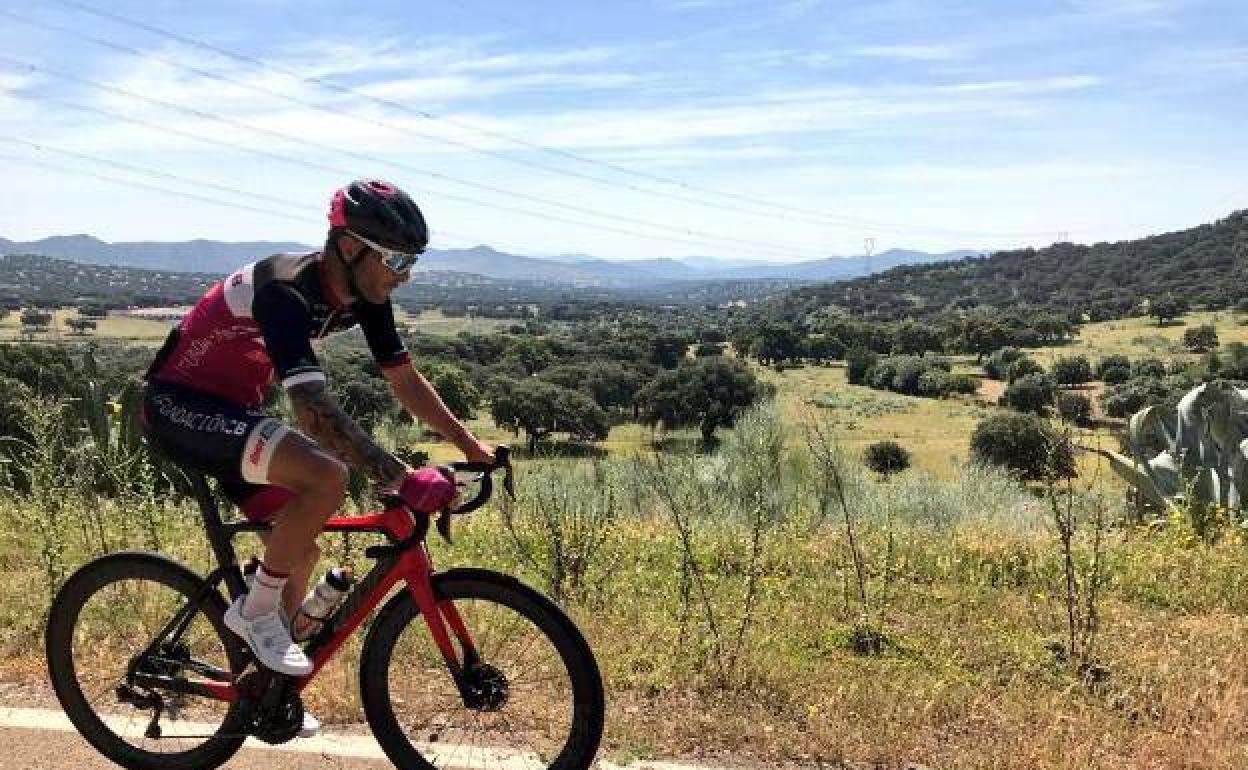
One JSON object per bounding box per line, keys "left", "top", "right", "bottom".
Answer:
{"left": 1183, "top": 324, "right": 1219, "bottom": 353}
{"left": 1005, "top": 357, "right": 1044, "bottom": 384}
{"left": 846, "top": 347, "right": 876, "bottom": 385}
{"left": 863, "top": 355, "right": 954, "bottom": 398}
{"left": 1096, "top": 354, "right": 1131, "bottom": 380}
{"left": 949, "top": 373, "right": 980, "bottom": 394}
{"left": 984, "top": 347, "right": 1024, "bottom": 379}
{"left": 970, "top": 413, "right": 1076, "bottom": 480}
{"left": 1001, "top": 373, "right": 1056, "bottom": 414}
{"left": 1100, "top": 376, "right": 1169, "bottom": 418}
{"left": 863, "top": 440, "right": 911, "bottom": 477}
{"left": 1101, "top": 364, "right": 1132, "bottom": 385}
{"left": 888, "top": 356, "right": 928, "bottom": 395}
{"left": 1051, "top": 355, "right": 1092, "bottom": 387}
{"left": 1132, "top": 357, "right": 1167, "bottom": 379}
{"left": 1055, "top": 391, "right": 1092, "bottom": 425}
{"left": 917, "top": 369, "right": 953, "bottom": 398}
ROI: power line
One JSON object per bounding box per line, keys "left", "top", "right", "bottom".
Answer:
{"left": 0, "top": 55, "right": 826, "bottom": 258}
{"left": 1, "top": 134, "right": 310, "bottom": 213}
{"left": 37, "top": 0, "right": 1067, "bottom": 240}
{"left": 0, "top": 90, "right": 817, "bottom": 258}
{"left": 0, "top": 141, "right": 532, "bottom": 253}
{"left": 23, "top": 2, "right": 839, "bottom": 234}
{"left": 0, "top": 148, "right": 311, "bottom": 224}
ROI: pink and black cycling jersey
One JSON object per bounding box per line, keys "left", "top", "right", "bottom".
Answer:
{"left": 151, "top": 251, "right": 410, "bottom": 406}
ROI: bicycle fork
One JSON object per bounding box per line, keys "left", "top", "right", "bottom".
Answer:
{"left": 402, "top": 546, "right": 488, "bottom": 705}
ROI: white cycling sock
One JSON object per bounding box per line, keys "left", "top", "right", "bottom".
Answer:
{"left": 242, "top": 564, "right": 287, "bottom": 620}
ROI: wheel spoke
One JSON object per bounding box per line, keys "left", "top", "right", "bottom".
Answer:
{"left": 370, "top": 576, "right": 600, "bottom": 770}
{"left": 50, "top": 559, "right": 241, "bottom": 765}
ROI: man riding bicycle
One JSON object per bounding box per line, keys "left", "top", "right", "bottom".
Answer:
{"left": 141, "top": 180, "right": 493, "bottom": 710}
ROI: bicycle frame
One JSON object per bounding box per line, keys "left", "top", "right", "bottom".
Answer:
{"left": 138, "top": 474, "right": 480, "bottom": 705}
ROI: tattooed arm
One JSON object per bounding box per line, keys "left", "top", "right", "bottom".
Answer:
{"left": 287, "top": 380, "right": 408, "bottom": 487}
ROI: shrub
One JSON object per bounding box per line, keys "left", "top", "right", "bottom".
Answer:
{"left": 1183, "top": 324, "right": 1219, "bottom": 353}
{"left": 846, "top": 347, "right": 876, "bottom": 385}
{"left": 1100, "top": 376, "right": 1169, "bottom": 418}
{"left": 863, "top": 440, "right": 911, "bottom": 477}
{"left": 888, "top": 356, "right": 928, "bottom": 395}
{"left": 1132, "top": 357, "right": 1166, "bottom": 379}
{"left": 917, "top": 369, "right": 953, "bottom": 398}
{"left": 984, "top": 347, "right": 1024, "bottom": 379}
{"left": 1001, "top": 373, "right": 1056, "bottom": 414}
{"left": 1055, "top": 391, "right": 1092, "bottom": 425}
{"left": 1051, "top": 355, "right": 1092, "bottom": 387}
{"left": 1005, "top": 356, "right": 1044, "bottom": 383}
{"left": 1096, "top": 354, "right": 1131, "bottom": 380}
{"left": 970, "top": 413, "right": 1076, "bottom": 480}
{"left": 949, "top": 373, "right": 981, "bottom": 394}
{"left": 1101, "top": 364, "right": 1132, "bottom": 385}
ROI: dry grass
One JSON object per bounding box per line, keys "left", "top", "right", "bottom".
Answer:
{"left": 6, "top": 447, "right": 1248, "bottom": 769}
{"left": 1027, "top": 310, "right": 1248, "bottom": 367}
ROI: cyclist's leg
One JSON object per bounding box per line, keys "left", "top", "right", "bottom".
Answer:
{"left": 231, "top": 486, "right": 322, "bottom": 620}
{"left": 255, "top": 530, "right": 318, "bottom": 620}
{"left": 245, "top": 431, "right": 347, "bottom": 613}
{"left": 142, "top": 381, "right": 337, "bottom": 674}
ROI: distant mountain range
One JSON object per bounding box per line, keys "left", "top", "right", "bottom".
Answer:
{"left": 0, "top": 234, "right": 980, "bottom": 289}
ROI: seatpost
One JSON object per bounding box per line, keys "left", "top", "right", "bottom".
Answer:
{"left": 189, "top": 472, "right": 247, "bottom": 600}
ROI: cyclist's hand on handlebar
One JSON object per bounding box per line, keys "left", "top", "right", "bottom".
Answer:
{"left": 398, "top": 466, "right": 458, "bottom": 513}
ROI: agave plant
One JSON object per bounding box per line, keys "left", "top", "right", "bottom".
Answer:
{"left": 1092, "top": 380, "right": 1248, "bottom": 516}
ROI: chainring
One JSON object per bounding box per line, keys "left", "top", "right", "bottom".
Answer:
{"left": 232, "top": 669, "right": 304, "bottom": 745}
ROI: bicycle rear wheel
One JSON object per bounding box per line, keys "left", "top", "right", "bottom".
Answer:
{"left": 360, "top": 568, "right": 605, "bottom": 770}
{"left": 45, "top": 551, "right": 246, "bottom": 770}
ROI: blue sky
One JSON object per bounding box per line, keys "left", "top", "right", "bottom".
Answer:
{"left": 0, "top": 0, "right": 1245, "bottom": 261}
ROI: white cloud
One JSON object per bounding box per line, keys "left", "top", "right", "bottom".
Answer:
{"left": 651, "top": 0, "right": 743, "bottom": 9}
{"left": 41, "top": 49, "right": 1112, "bottom": 161}
{"left": 939, "top": 75, "right": 1105, "bottom": 95}
{"left": 359, "top": 71, "right": 645, "bottom": 103}
{"left": 262, "top": 37, "right": 626, "bottom": 90}
{"left": 850, "top": 44, "right": 965, "bottom": 62}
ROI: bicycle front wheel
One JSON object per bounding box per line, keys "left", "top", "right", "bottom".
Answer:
{"left": 360, "top": 568, "right": 605, "bottom": 770}
{"left": 45, "top": 551, "right": 246, "bottom": 770}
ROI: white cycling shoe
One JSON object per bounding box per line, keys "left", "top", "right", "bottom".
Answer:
{"left": 224, "top": 598, "right": 313, "bottom": 677}
{"left": 298, "top": 711, "right": 321, "bottom": 738}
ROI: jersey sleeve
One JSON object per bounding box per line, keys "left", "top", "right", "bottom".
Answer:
{"left": 252, "top": 281, "right": 326, "bottom": 389}
{"left": 355, "top": 298, "right": 410, "bottom": 370}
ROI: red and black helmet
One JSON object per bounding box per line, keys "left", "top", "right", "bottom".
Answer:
{"left": 328, "top": 179, "right": 428, "bottom": 254}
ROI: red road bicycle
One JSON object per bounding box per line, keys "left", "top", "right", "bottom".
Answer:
{"left": 45, "top": 447, "right": 605, "bottom": 769}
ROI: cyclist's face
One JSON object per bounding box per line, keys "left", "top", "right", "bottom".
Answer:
{"left": 348, "top": 237, "right": 411, "bottom": 303}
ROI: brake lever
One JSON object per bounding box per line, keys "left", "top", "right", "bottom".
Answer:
{"left": 502, "top": 464, "right": 515, "bottom": 500}
{"left": 436, "top": 510, "right": 453, "bottom": 543}
{"left": 495, "top": 445, "right": 515, "bottom": 500}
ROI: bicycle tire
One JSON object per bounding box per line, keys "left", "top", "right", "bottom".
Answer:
{"left": 360, "top": 568, "right": 605, "bottom": 770}
{"left": 45, "top": 551, "right": 247, "bottom": 770}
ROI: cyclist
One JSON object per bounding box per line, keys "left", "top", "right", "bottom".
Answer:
{"left": 141, "top": 179, "right": 493, "bottom": 694}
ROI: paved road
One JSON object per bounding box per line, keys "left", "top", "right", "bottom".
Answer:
{"left": 0, "top": 724, "right": 398, "bottom": 769}
{"left": 0, "top": 705, "right": 726, "bottom": 770}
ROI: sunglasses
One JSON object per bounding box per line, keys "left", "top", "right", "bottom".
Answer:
{"left": 348, "top": 230, "right": 422, "bottom": 273}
